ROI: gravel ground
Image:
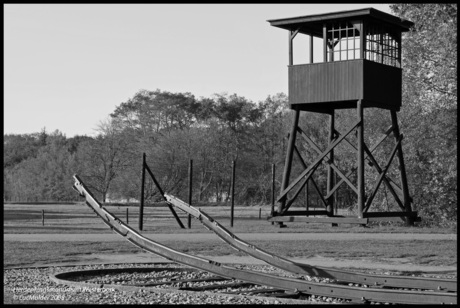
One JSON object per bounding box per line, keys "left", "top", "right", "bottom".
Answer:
{"left": 4, "top": 262, "right": 456, "bottom": 305}
{"left": 3, "top": 263, "right": 319, "bottom": 305}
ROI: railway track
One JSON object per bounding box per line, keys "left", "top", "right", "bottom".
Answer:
{"left": 50, "top": 265, "right": 348, "bottom": 304}
{"left": 166, "top": 194, "right": 456, "bottom": 292}
{"left": 72, "top": 174, "right": 457, "bottom": 305}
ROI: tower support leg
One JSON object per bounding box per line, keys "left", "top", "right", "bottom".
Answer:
{"left": 357, "top": 100, "right": 365, "bottom": 219}
{"left": 278, "top": 107, "right": 300, "bottom": 214}
{"left": 326, "top": 111, "right": 335, "bottom": 217}
{"left": 390, "top": 110, "right": 413, "bottom": 226}
{"left": 327, "top": 111, "right": 338, "bottom": 226}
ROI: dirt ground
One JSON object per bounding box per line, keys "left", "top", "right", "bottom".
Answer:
{"left": 4, "top": 232, "right": 456, "bottom": 242}
{"left": 4, "top": 203, "right": 457, "bottom": 274}
{"left": 4, "top": 232, "right": 457, "bottom": 273}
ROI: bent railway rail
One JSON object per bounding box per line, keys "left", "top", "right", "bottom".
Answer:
{"left": 72, "top": 174, "right": 456, "bottom": 305}
{"left": 50, "top": 266, "right": 326, "bottom": 303}
{"left": 166, "top": 195, "right": 456, "bottom": 292}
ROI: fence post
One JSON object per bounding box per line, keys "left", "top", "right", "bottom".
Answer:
{"left": 230, "top": 160, "right": 236, "bottom": 227}
{"left": 188, "top": 159, "right": 193, "bottom": 229}
{"left": 271, "top": 163, "right": 275, "bottom": 225}
{"left": 126, "top": 208, "right": 129, "bottom": 224}
{"left": 259, "top": 208, "right": 261, "bottom": 220}
{"left": 139, "top": 153, "right": 146, "bottom": 231}
{"left": 42, "top": 210, "right": 44, "bottom": 226}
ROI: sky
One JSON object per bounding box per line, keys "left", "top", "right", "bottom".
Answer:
{"left": 4, "top": 3, "right": 393, "bottom": 138}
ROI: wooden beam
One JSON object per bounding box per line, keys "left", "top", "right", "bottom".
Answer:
{"left": 362, "top": 142, "right": 406, "bottom": 212}
{"left": 291, "top": 28, "right": 300, "bottom": 39}
{"left": 268, "top": 216, "right": 368, "bottom": 224}
{"left": 277, "top": 210, "right": 329, "bottom": 216}
{"left": 139, "top": 153, "right": 146, "bottom": 231}
{"left": 278, "top": 108, "right": 300, "bottom": 212}
{"left": 368, "top": 216, "right": 421, "bottom": 223}
{"left": 277, "top": 119, "right": 360, "bottom": 202}
{"left": 144, "top": 162, "right": 185, "bottom": 229}
{"left": 337, "top": 124, "right": 393, "bottom": 161}
{"left": 323, "top": 23, "right": 327, "bottom": 62}
{"left": 282, "top": 146, "right": 318, "bottom": 214}
{"left": 363, "top": 135, "right": 402, "bottom": 212}
{"left": 325, "top": 168, "right": 355, "bottom": 199}
{"left": 327, "top": 111, "right": 335, "bottom": 216}
{"left": 309, "top": 175, "right": 329, "bottom": 209}
{"left": 339, "top": 130, "right": 406, "bottom": 209}
{"left": 357, "top": 100, "right": 365, "bottom": 218}
{"left": 363, "top": 211, "right": 418, "bottom": 218}
{"left": 391, "top": 111, "right": 413, "bottom": 221}
{"left": 360, "top": 20, "right": 365, "bottom": 59}
{"left": 289, "top": 28, "right": 300, "bottom": 66}
{"left": 298, "top": 126, "right": 358, "bottom": 194}
{"left": 369, "top": 125, "right": 394, "bottom": 153}
{"left": 271, "top": 163, "right": 275, "bottom": 225}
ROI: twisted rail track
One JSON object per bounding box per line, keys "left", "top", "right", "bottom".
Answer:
{"left": 72, "top": 175, "right": 456, "bottom": 305}
{"left": 166, "top": 194, "right": 456, "bottom": 292}
{"left": 50, "top": 266, "right": 325, "bottom": 303}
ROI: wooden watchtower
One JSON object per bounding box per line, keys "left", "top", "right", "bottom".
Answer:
{"left": 267, "top": 8, "right": 419, "bottom": 226}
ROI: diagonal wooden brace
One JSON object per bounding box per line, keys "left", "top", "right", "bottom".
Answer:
{"left": 336, "top": 125, "right": 393, "bottom": 164}
{"left": 325, "top": 168, "right": 355, "bottom": 199}
{"left": 293, "top": 145, "right": 329, "bottom": 209}
{"left": 308, "top": 173, "right": 329, "bottom": 209}
{"left": 144, "top": 163, "right": 185, "bottom": 229}
{"left": 280, "top": 146, "right": 324, "bottom": 215}
{"left": 340, "top": 134, "right": 406, "bottom": 211}
{"left": 293, "top": 132, "right": 337, "bottom": 210}
{"left": 294, "top": 145, "right": 329, "bottom": 209}
{"left": 362, "top": 143, "right": 406, "bottom": 211}
{"left": 369, "top": 125, "right": 394, "bottom": 153}
{"left": 277, "top": 120, "right": 360, "bottom": 202}
{"left": 282, "top": 169, "right": 314, "bottom": 215}
{"left": 298, "top": 127, "right": 358, "bottom": 194}
{"left": 363, "top": 135, "right": 403, "bottom": 213}
{"left": 291, "top": 28, "right": 300, "bottom": 39}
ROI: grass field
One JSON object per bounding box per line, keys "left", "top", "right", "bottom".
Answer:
{"left": 3, "top": 202, "right": 456, "bottom": 234}
{"left": 3, "top": 203, "right": 457, "bottom": 270}
{"left": 4, "top": 238, "right": 457, "bottom": 269}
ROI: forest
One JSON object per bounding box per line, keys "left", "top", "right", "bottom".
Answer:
{"left": 3, "top": 4, "right": 456, "bottom": 226}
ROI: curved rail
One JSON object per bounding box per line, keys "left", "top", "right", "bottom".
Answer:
{"left": 166, "top": 194, "right": 457, "bottom": 292}
{"left": 72, "top": 175, "right": 456, "bottom": 305}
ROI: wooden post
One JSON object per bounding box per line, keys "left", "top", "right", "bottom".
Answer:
{"left": 390, "top": 111, "right": 413, "bottom": 225}
{"left": 305, "top": 180, "right": 309, "bottom": 215}
{"left": 271, "top": 163, "right": 275, "bottom": 225}
{"left": 357, "top": 100, "right": 365, "bottom": 219}
{"left": 309, "top": 35, "right": 313, "bottom": 64}
{"left": 230, "top": 160, "right": 236, "bottom": 227}
{"left": 323, "top": 23, "right": 328, "bottom": 62}
{"left": 327, "top": 111, "right": 335, "bottom": 217}
{"left": 144, "top": 163, "right": 185, "bottom": 229}
{"left": 188, "top": 159, "right": 193, "bottom": 229}
{"left": 126, "top": 208, "right": 129, "bottom": 224}
{"left": 327, "top": 111, "right": 338, "bottom": 227}
{"left": 360, "top": 21, "right": 365, "bottom": 60}
{"left": 42, "top": 210, "right": 44, "bottom": 226}
{"left": 279, "top": 107, "right": 300, "bottom": 214}
{"left": 259, "top": 208, "right": 261, "bottom": 220}
{"left": 139, "top": 153, "right": 146, "bottom": 231}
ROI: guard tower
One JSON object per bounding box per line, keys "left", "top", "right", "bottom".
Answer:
{"left": 267, "top": 8, "right": 419, "bottom": 226}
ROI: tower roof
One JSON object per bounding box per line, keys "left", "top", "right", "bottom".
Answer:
{"left": 267, "top": 7, "right": 414, "bottom": 37}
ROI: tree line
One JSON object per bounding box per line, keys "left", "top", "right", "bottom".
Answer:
{"left": 3, "top": 4, "right": 456, "bottom": 226}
